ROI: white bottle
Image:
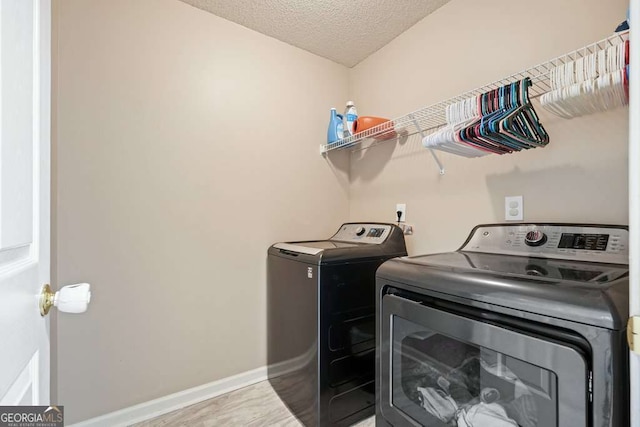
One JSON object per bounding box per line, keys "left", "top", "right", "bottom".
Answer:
{"left": 344, "top": 101, "right": 358, "bottom": 137}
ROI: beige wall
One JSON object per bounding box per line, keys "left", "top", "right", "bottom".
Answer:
{"left": 349, "top": 0, "right": 629, "bottom": 255}
{"left": 54, "top": 0, "right": 631, "bottom": 423}
{"left": 53, "top": 0, "right": 349, "bottom": 422}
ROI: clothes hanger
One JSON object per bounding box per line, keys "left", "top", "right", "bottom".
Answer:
{"left": 482, "top": 79, "right": 548, "bottom": 150}
{"left": 422, "top": 97, "right": 490, "bottom": 157}
{"left": 443, "top": 96, "right": 494, "bottom": 156}
{"left": 542, "top": 41, "right": 628, "bottom": 118}
{"left": 425, "top": 79, "right": 548, "bottom": 157}
{"left": 458, "top": 91, "right": 512, "bottom": 154}
{"left": 481, "top": 84, "right": 527, "bottom": 151}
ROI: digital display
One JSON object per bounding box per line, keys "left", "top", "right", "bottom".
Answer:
{"left": 367, "top": 228, "right": 384, "bottom": 238}
{"left": 558, "top": 233, "right": 609, "bottom": 251}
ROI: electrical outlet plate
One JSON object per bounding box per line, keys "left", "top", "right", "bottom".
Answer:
{"left": 396, "top": 203, "right": 406, "bottom": 222}
{"left": 505, "top": 196, "right": 523, "bottom": 221}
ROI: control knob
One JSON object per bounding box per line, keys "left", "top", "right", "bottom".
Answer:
{"left": 524, "top": 230, "right": 547, "bottom": 247}
{"left": 355, "top": 226, "right": 366, "bottom": 236}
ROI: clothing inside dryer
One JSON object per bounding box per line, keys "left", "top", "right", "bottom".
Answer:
{"left": 392, "top": 316, "right": 558, "bottom": 426}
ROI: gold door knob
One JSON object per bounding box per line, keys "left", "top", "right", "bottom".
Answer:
{"left": 39, "top": 284, "right": 55, "bottom": 316}
{"left": 629, "top": 316, "right": 640, "bottom": 354}
{"left": 39, "top": 283, "right": 92, "bottom": 316}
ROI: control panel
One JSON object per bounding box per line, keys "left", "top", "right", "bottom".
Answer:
{"left": 331, "top": 223, "right": 393, "bottom": 244}
{"left": 462, "top": 224, "right": 629, "bottom": 264}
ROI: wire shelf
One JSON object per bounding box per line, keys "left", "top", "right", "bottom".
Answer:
{"left": 320, "top": 30, "right": 630, "bottom": 156}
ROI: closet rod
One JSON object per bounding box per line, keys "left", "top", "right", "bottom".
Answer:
{"left": 320, "top": 30, "right": 629, "bottom": 155}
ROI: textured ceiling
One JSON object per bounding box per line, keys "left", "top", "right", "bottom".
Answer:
{"left": 179, "top": 0, "right": 450, "bottom": 67}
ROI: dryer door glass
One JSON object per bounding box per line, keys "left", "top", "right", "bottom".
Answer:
{"left": 379, "top": 294, "right": 589, "bottom": 427}
{"left": 393, "top": 316, "right": 556, "bottom": 426}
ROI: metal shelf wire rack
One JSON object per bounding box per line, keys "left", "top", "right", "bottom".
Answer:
{"left": 320, "top": 30, "right": 630, "bottom": 165}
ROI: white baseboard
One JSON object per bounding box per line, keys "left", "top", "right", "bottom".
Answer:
{"left": 266, "top": 344, "right": 316, "bottom": 378}
{"left": 68, "top": 366, "right": 268, "bottom": 427}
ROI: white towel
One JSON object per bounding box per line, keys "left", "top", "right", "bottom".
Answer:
{"left": 456, "top": 402, "right": 519, "bottom": 427}
{"left": 417, "top": 387, "right": 458, "bottom": 423}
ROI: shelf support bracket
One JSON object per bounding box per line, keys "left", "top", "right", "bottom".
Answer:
{"left": 409, "top": 114, "right": 445, "bottom": 175}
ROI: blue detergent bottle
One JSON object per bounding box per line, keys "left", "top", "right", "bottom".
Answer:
{"left": 327, "top": 108, "right": 344, "bottom": 144}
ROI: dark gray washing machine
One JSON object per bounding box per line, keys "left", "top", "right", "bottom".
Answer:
{"left": 375, "top": 223, "right": 630, "bottom": 427}
{"left": 268, "top": 223, "right": 407, "bottom": 426}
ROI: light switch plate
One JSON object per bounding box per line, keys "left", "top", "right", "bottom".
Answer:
{"left": 505, "top": 196, "right": 523, "bottom": 221}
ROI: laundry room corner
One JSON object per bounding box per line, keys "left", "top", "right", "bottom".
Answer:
{"left": 51, "top": 0, "right": 350, "bottom": 423}
{"left": 19, "top": 0, "right": 635, "bottom": 424}
{"left": 347, "top": 0, "right": 629, "bottom": 255}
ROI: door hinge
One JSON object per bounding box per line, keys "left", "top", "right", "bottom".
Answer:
{"left": 628, "top": 316, "right": 640, "bottom": 354}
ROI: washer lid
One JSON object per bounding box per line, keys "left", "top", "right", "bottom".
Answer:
{"left": 273, "top": 241, "right": 359, "bottom": 255}
{"left": 269, "top": 223, "right": 408, "bottom": 263}
{"left": 377, "top": 252, "right": 629, "bottom": 329}
{"left": 402, "top": 251, "right": 629, "bottom": 285}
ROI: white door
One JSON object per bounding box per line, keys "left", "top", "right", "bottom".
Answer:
{"left": 631, "top": 2, "right": 640, "bottom": 426}
{"left": 0, "top": 0, "right": 51, "bottom": 406}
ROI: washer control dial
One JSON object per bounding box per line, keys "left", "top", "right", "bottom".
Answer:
{"left": 525, "top": 230, "right": 547, "bottom": 247}
{"left": 355, "top": 226, "right": 366, "bottom": 236}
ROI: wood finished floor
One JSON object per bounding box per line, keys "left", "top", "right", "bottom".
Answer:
{"left": 130, "top": 380, "right": 375, "bottom": 427}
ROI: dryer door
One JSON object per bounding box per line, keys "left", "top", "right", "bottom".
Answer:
{"left": 379, "top": 294, "right": 590, "bottom": 427}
